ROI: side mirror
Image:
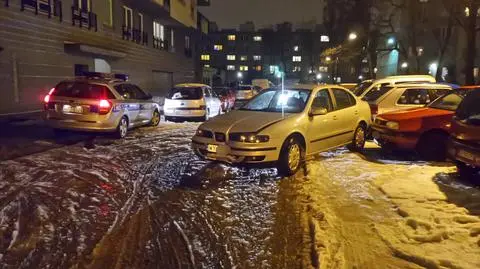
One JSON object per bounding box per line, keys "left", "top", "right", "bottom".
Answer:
{"left": 309, "top": 107, "right": 328, "bottom": 116}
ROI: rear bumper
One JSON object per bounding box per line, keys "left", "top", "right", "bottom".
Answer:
{"left": 43, "top": 112, "right": 120, "bottom": 132}
{"left": 447, "top": 137, "right": 480, "bottom": 167}
{"left": 371, "top": 125, "right": 419, "bottom": 149}
{"left": 164, "top": 109, "right": 206, "bottom": 118}
{"left": 191, "top": 137, "right": 280, "bottom": 164}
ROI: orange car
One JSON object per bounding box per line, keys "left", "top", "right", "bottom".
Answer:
{"left": 371, "top": 87, "right": 478, "bottom": 160}
{"left": 447, "top": 88, "right": 480, "bottom": 177}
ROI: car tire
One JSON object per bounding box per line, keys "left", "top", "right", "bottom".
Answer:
{"left": 149, "top": 110, "right": 161, "bottom": 126}
{"left": 456, "top": 161, "right": 479, "bottom": 179}
{"left": 348, "top": 124, "right": 367, "bottom": 152}
{"left": 416, "top": 132, "right": 449, "bottom": 161}
{"left": 115, "top": 116, "right": 128, "bottom": 139}
{"left": 277, "top": 135, "right": 304, "bottom": 176}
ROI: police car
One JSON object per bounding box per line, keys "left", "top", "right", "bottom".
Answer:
{"left": 43, "top": 72, "right": 161, "bottom": 138}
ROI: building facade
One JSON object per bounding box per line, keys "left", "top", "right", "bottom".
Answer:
{"left": 0, "top": 0, "right": 209, "bottom": 114}
{"left": 199, "top": 23, "right": 331, "bottom": 85}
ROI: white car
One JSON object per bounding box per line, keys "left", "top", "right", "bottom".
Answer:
{"left": 164, "top": 83, "right": 222, "bottom": 122}
{"left": 362, "top": 83, "right": 452, "bottom": 116}
{"left": 352, "top": 75, "right": 436, "bottom": 98}
{"left": 192, "top": 85, "right": 372, "bottom": 175}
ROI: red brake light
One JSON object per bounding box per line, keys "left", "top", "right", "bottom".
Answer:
{"left": 99, "top": 99, "right": 112, "bottom": 114}
{"left": 44, "top": 94, "right": 50, "bottom": 103}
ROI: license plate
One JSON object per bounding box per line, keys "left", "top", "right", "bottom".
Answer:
{"left": 63, "top": 104, "right": 83, "bottom": 114}
{"left": 207, "top": 144, "right": 218, "bottom": 153}
{"left": 457, "top": 150, "right": 475, "bottom": 161}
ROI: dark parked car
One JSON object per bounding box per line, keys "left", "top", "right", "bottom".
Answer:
{"left": 448, "top": 87, "right": 480, "bottom": 178}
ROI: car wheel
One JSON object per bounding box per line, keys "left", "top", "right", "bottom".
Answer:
{"left": 115, "top": 116, "right": 128, "bottom": 139}
{"left": 416, "top": 132, "right": 449, "bottom": 161}
{"left": 456, "top": 161, "right": 479, "bottom": 179}
{"left": 348, "top": 124, "right": 366, "bottom": 152}
{"left": 277, "top": 136, "right": 304, "bottom": 176}
{"left": 149, "top": 110, "right": 160, "bottom": 126}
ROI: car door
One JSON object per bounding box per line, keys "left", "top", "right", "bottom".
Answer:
{"left": 330, "top": 88, "right": 358, "bottom": 146}
{"left": 130, "top": 84, "right": 154, "bottom": 124}
{"left": 306, "top": 89, "right": 339, "bottom": 154}
{"left": 114, "top": 84, "right": 140, "bottom": 125}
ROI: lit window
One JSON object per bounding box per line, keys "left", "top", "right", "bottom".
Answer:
{"left": 201, "top": 54, "right": 210, "bottom": 61}
{"left": 269, "top": 65, "right": 276, "bottom": 74}
{"left": 240, "top": 56, "right": 248, "bottom": 61}
{"left": 319, "top": 66, "right": 328, "bottom": 72}
{"left": 227, "top": 55, "right": 236, "bottom": 61}
{"left": 292, "top": 56, "right": 302, "bottom": 62}
{"left": 123, "top": 6, "right": 133, "bottom": 32}
{"left": 293, "top": 66, "right": 301, "bottom": 72}
{"left": 204, "top": 65, "right": 210, "bottom": 68}
{"left": 321, "top": 35, "right": 330, "bottom": 42}
{"left": 214, "top": 45, "right": 223, "bottom": 51}
{"left": 228, "top": 35, "right": 236, "bottom": 41}
{"left": 227, "top": 65, "right": 236, "bottom": 71}
{"left": 239, "top": 66, "right": 249, "bottom": 71}
{"left": 253, "top": 35, "right": 262, "bottom": 41}
{"left": 255, "top": 65, "right": 262, "bottom": 71}
{"left": 153, "top": 21, "right": 164, "bottom": 40}
{"left": 253, "top": 55, "right": 262, "bottom": 61}
{"left": 293, "top": 46, "right": 299, "bottom": 52}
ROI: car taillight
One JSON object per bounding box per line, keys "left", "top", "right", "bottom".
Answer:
{"left": 44, "top": 88, "right": 55, "bottom": 110}
{"left": 44, "top": 94, "right": 51, "bottom": 103}
{"left": 98, "top": 99, "right": 112, "bottom": 115}
{"left": 369, "top": 104, "right": 378, "bottom": 116}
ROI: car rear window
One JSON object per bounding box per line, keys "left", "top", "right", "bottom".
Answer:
{"left": 456, "top": 90, "right": 480, "bottom": 123}
{"left": 362, "top": 85, "right": 394, "bottom": 102}
{"left": 167, "top": 87, "right": 202, "bottom": 100}
{"left": 52, "top": 82, "right": 115, "bottom": 99}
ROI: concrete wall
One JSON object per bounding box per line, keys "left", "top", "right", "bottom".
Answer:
{"left": 0, "top": 0, "right": 195, "bottom": 114}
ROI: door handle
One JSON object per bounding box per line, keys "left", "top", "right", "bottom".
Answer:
{"left": 333, "top": 115, "right": 338, "bottom": 120}
{"left": 354, "top": 110, "right": 359, "bottom": 115}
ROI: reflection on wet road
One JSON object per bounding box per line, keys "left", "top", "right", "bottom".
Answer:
{"left": 0, "top": 122, "right": 478, "bottom": 268}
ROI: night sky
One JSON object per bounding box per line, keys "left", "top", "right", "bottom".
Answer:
{"left": 199, "top": 0, "right": 325, "bottom": 30}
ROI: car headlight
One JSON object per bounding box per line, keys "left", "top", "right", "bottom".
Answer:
{"left": 386, "top": 121, "right": 400, "bottom": 130}
{"left": 230, "top": 133, "right": 269, "bottom": 143}
{"left": 195, "top": 129, "right": 213, "bottom": 138}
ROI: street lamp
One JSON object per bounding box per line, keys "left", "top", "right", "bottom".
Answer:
{"left": 387, "top": 37, "right": 395, "bottom": 45}
{"left": 401, "top": 62, "right": 408, "bottom": 69}
{"left": 348, "top": 32, "right": 358, "bottom": 41}
{"left": 358, "top": 75, "right": 364, "bottom": 80}
{"left": 316, "top": 74, "right": 322, "bottom": 80}
{"left": 325, "top": 56, "right": 332, "bottom": 62}
{"left": 237, "top": 72, "right": 243, "bottom": 79}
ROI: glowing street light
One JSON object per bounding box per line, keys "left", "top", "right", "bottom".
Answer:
{"left": 348, "top": 32, "right": 358, "bottom": 41}
{"left": 401, "top": 62, "right": 408, "bottom": 69}
{"left": 237, "top": 72, "right": 243, "bottom": 79}
{"left": 316, "top": 74, "right": 322, "bottom": 80}
{"left": 358, "top": 75, "right": 364, "bottom": 80}
{"left": 325, "top": 56, "right": 332, "bottom": 62}
{"left": 276, "top": 72, "right": 282, "bottom": 79}
{"left": 387, "top": 37, "right": 395, "bottom": 45}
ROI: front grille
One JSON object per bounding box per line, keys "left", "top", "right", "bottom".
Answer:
{"left": 215, "top": 132, "right": 226, "bottom": 142}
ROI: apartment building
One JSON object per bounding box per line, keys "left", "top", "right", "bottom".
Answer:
{"left": 0, "top": 0, "right": 209, "bottom": 114}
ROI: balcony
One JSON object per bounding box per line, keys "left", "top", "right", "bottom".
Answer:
{"left": 20, "top": 0, "right": 62, "bottom": 21}
{"left": 71, "top": 6, "right": 97, "bottom": 31}
{"left": 122, "top": 26, "right": 148, "bottom": 46}
{"left": 153, "top": 37, "right": 168, "bottom": 51}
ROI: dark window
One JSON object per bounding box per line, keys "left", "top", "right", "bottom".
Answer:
{"left": 114, "top": 84, "right": 135, "bottom": 99}
{"left": 53, "top": 82, "right": 115, "bottom": 99}
{"left": 311, "top": 89, "right": 333, "bottom": 112}
{"left": 74, "top": 64, "right": 89, "bottom": 76}
{"left": 204, "top": 88, "right": 211, "bottom": 97}
{"left": 332, "top": 88, "right": 355, "bottom": 110}
{"left": 429, "top": 93, "right": 464, "bottom": 111}
{"left": 129, "top": 84, "right": 150, "bottom": 99}
{"left": 362, "top": 85, "right": 394, "bottom": 102}
{"left": 397, "top": 88, "right": 431, "bottom": 105}
{"left": 429, "top": 88, "right": 450, "bottom": 101}
{"left": 167, "top": 87, "right": 203, "bottom": 100}
{"left": 456, "top": 90, "right": 480, "bottom": 123}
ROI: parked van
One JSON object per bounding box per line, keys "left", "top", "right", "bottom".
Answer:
{"left": 352, "top": 75, "right": 436, "bottom": 98}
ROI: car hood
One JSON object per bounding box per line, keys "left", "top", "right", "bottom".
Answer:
{"left": 378, "top": 107, "right": 453, "bottom": 121}
{"left": 199, "top": 110, "right": 293, "bottom": 133}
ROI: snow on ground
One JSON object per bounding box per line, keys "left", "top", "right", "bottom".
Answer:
{"left": 0, "top": 121, "right": 479, "bottom": 268}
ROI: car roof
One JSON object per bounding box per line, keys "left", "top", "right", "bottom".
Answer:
{"left": 390, "top": 83, "right": 452, "bottom": 89}
{"left": 60, "top": 78, "right": 123, "bottom": 85}
{"left": 175, "top": 83, "right": 209, "bottom": 87}
{"left": 374, "top": 75, "right": 435, "bottom": 84}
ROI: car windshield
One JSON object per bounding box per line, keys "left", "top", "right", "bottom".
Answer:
{"left": 52, "top": 82, "right": 115, "bottom": 99}
{"left": 456, "top": 90, "right": 480, "bottom": 124}
{"left": 362, "top": 85, "right": 394, "bottom": 102}
{"left": 428, "top": 92, "right": 466, "bottom": 111}
{"left": 352, "top": 81, "right": 373, "bottom": 96}
{"left": 167, "top": 87, "right": 202, "bottom": 100}
{"left": 239, "top": 88, "right": 311, "bottom": 113}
